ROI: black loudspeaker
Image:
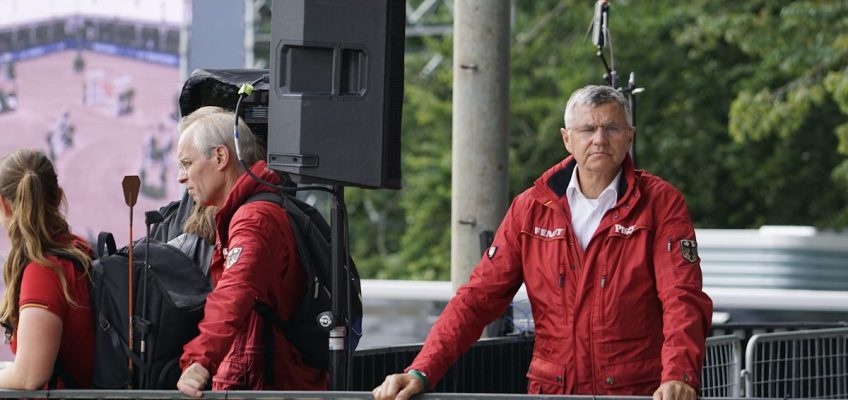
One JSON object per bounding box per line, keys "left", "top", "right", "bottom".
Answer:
{"left": 267, "top": 0, "right": 405, "bottom": 189}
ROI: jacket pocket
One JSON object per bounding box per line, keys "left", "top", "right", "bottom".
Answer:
{"left": 521, "top": 226, "right": 568, "bottom": 267}
{"left": 603, "top": 224, "right": 651, "bottom": 275}
{"left": 599, "top": 356, "right": 661, "bottom": 395}
{"left": 525, "top": 355, "right": 565, "bottom": 394}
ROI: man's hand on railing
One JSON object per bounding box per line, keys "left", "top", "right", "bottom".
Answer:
{"left": 653, "top": 380, "right": 696, "bottom": 400}
{"left": 372, "top": 372, "right": 425, "bottom": 400}
{"left": 177, "top": 362, "right": 210, "bottom": 398}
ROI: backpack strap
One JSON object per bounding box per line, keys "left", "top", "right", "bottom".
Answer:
{"left": 97, "top": 232, "right": 117, "bottom": 257}
{"left": 253, "top": 301, "right": 290, "bottom": 385}
{"left": 245, "top": 191, "right": 282, "bottom": 205}
{"left": 244, "top": 191, "right": 323, "bottom": 297}
{"left": 245, "top": 191, "right": 299, "bottom": 386}
{"left": 98, "top": 312, "right": 146, "bottom": 368}
{"left": 244, "top": 190, "right": 319, "bottom": 302}
{"left": 245, "top": 190, "right": 352, "bottom": 373}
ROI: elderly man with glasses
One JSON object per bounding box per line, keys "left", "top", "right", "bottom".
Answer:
{"left": 373, "top": 85, "right": 712, "bottom": 400}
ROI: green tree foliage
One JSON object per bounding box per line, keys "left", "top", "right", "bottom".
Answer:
{"left": 678, "top": 0, "right": 848, "bottom": 227}
{"left": 348, "top": 0, "right": 848, "bottom": 280}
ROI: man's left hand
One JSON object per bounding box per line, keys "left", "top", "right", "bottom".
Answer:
{"left": 653, "top": 380, "right": 696, "bottom": 400}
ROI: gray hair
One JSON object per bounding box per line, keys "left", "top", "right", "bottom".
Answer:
{"left": 179, "top": 106, "right": 265, "bottom": 165}
{"left": 563, "top": 85, "right": 633, "bottom": 128}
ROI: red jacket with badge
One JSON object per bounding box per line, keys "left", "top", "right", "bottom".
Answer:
{"left": 179, "top": 161, "right": 328, "bottom": 390}
{"left": 408, "top": 155, "right": 712, "bottom": 395}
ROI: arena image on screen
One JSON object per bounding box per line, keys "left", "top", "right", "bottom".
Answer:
{"left": 0, "top": 4, "right": 185, "bottom": 361}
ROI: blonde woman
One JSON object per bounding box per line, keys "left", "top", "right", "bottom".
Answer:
{"left": 0, "top": 149, "right": 94, "bottom": 389}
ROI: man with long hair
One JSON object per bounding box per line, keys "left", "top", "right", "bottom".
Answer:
{"left": 175, "top": 107, "right": 327, "bottom": 397}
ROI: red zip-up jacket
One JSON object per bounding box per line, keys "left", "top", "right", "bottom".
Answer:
{"left": 180, "top": 161, "right": 328, "bottom": 390}
{"left": 408, "top": 155, "right": 712, "bottom": 395}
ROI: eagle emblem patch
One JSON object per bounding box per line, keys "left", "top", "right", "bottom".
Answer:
{"left": 680, "top": 239, "right": 698, "bottom": 263}
{"left": 225, "top": 247, "right": 242, "bottom": 269}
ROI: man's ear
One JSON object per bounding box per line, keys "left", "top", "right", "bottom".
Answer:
{"left": 213, "top": 144, "right": 231, "bottom": 171}
{"left": 561, "top": 128, "right": 572, "bottom": 153}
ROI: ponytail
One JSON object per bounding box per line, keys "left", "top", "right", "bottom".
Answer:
{"left": 0, "top": 149, "right": 91, "bottom": 329}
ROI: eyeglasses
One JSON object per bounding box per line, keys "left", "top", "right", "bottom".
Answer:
{"left": 177, "top": 157, "right": 197, "bottom": 175}
{"left": 177, "top": 159, "right": 192, "bottom": 175}
{"left": 177, "top": 147, "right": 213, "bottom": 175}
{"left": 570, "top": 123, "right": 631, "bottom": 138}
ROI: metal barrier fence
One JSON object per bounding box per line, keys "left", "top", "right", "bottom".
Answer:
{"left": 711, "top": 322, "right": 848, "bottom": 351}
{"left": 4, "top": 327, "right": 848, "bottom": 399}
{"left": 354, "top": 333, "right": 744, "bottom": 397}
{"left": 701, "top": 335, "right": 743, "bottom": 398}
{"left": 744, "top": 327, "right": 848, "bottom": 399}
{"left": 351, "top": 334, "right": 534, "bottom": 393}
{"left": 0, "top": 390, "right": 684, "bottom": 399}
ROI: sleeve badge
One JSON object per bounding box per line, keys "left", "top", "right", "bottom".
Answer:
{"left": 680, "top": 239, "right": 698, "bottom": 263}
{"left": 225, "top": 247, "right": 242, "bottom": 269}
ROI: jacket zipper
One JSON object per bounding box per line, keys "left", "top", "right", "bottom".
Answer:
{"left": 545, "top": 194, "right": 580, "bottom": 390}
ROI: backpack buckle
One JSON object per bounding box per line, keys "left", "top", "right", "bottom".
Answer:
{"left": 98, "top": 314, "right": 112, "bottom": 332}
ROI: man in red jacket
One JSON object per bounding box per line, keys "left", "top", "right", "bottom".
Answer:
{"left": 175, "top": 106, "right": 328, "bottom": 397}
{"left": 373, "top": 85, "right": 712, "bottom": 400}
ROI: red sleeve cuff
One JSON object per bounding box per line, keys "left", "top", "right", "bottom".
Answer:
{"left": 180, "top": 354, "right": 213, "bottom": 373}
{"left": 661, "top": 372, "right": 700, "bottom": 392}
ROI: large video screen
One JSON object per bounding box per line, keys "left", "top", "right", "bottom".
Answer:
{"left": 0, "top": 0, "right": 185, "bottom": 360}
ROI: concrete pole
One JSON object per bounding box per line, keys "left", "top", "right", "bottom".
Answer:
{"left": 179, "top": 0, "right": 191, "bottom": 82}
{"left": 451, "top": 0, "right": 510, "bottom": 292}
{"left": 244, "top": 0, "right": 255, "bottom": 68}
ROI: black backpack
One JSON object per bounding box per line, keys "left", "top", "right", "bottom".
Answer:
{"left": 87, "top": 233, "right": 211, "bottom": 389}
{"left": 245, "top": 190, "right": 363, "bottom": 375}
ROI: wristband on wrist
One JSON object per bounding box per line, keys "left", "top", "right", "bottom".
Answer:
{"left": 407, "top": 369, "right": 430, "bottom": 390}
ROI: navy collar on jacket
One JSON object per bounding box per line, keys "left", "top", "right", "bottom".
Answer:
{"left": 547, "top": 158, "right": 630, "bottom": 201}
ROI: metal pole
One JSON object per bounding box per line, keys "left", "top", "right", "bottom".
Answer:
{"left": 451, "top": 0, "right": 510, "bottom": 292}
{"left": 244, "top": 0, "right": 255, "bottom": 68}
{"left": 629, "top": 77, "right": 637, "bottom": 166}
{"left": 178, "top": 0, "right": 190, "bottom": 82}
{"left": 329, "top": 186, "right": 347, "bottom": 390}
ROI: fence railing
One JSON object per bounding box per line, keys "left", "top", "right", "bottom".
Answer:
{"left": 744, "top": 327, "right": 848, "bottom": 399}
{"left": 1, "top": 327, "right": 846, "bottom": 399}
{"left": 351, "top": 333, "right": 534, "bottom": 393}
{"left": 702, "top": 335, "right": 743, "bottom": 398}
{"left": 711, "top": 322, "right": 848, "bottom": 350}
{"left": 352, "top": 332, "right": 743, "bottom": 395}
{"left": 355, "top": 325, "right": 848, "bottom": 398}
{"left": 0, "top": 390, "right": 701, "bottom": 399}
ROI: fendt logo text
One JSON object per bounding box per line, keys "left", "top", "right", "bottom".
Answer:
{"left": 534, "top": 226, "right": 564, "bottom": 238}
